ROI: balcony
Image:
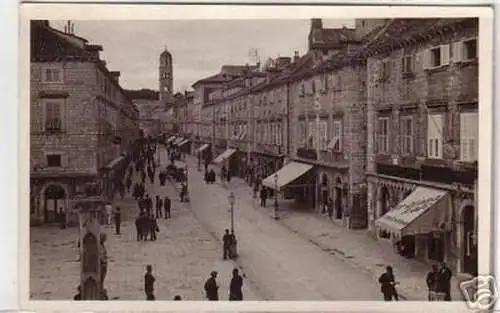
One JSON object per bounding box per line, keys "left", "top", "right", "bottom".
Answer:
{"left": 45, "top": 119, "right": 62, "bottom": 134}
{"left": 376, "top": 163, "right": 421, "bottom": 181}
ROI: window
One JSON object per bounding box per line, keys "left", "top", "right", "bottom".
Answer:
{"left": 308, "top": 121, "right": 315, "bottom": 148}
{"left": 277, "top": 124, "right": 282, "bottom": 145}
{"left": 43, "top": 67, "right": 62, "bottom": 82}
{"left": 453, "top": 39, "right": 478, "bottom": 62}
{"left": 381, "top": 59, "right": 391, "bottom": 79}
{"left": 45, "top": 100, "right": 62, "bottom": 133}
{"left": 460, "top": 112, "right": 478, "bottom": 162}
{"left": 426, "top": 44, "right": 450, "bottom": 68}
{"left": 427, "top": 114, "right": 443, "bottom": 159}
{"left": 328, "top": 120, "right": 342, "bottom": 152}
{"left": 321, "top": 74, "right": 329, "bottom": 91}
{"left": 377, "top": 117, "right": 390, "bottom": 154}
{"left": 402, "top": 55, "right": 414, "bottom": 74}
{"left": 298, "top": 121, "right": 306, "bottom": 146}
{"left": 319, "top": 120, "right": 327, "bottom": 150}
{"left": 464, "top": 39, "right": 477, "bottom": 60}
{"left": 401, "top": 116, "right": 414, "bottom": 154}
{"left": 46, "top": 154, "right": 61, "bottom": 167}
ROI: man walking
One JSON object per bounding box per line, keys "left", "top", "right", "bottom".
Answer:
{"left": 222, "top": 229, "right": 232, "bottom": 260}
{"left": 105, "top": 203, "right": 113, "bottom": 226}
{"left": 378, "top": 266, "right": 399, "bottom": 301}
{"left": 164, "top": 196, "right": 171, "bottom": 219}
{"left": 426, "top": 264, "right": 440, "bottom": 300}
{"left": 260, "top": 187, "right": 267, "bottom": 207}
{"left": 438, "top": 262, "right": 452, "bottom": 301}
{"left": 155, "top": 196, "right": 163, "bottom": 218}
{"left": 229, "top": 268, "right": 244, "bottom": 301}
{"left": 144, "top": 264, "right": 156, "bottom": 300}
{"left": 204, "top": 271, "right": 219, "bottom": 301}
{"left": 114, "top": 207, "right": 121, "bottom": 235}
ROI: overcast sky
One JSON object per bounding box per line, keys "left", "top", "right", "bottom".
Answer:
{"left": 51, "top": 19, "right": 354, "bottom": 92}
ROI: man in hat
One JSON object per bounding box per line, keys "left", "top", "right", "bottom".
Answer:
{"left": 229, "top": 268, "right": 244, "bottom": 301}
{"left": 144, "top": 264, "right": 156, "bottom": 300}
{"left": 204, "top": 271, "right": 219, "bottom": 301}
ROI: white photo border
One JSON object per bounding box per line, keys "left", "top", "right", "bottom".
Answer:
{"left": 18, "top": 3, "right": 494, "bottom": 313}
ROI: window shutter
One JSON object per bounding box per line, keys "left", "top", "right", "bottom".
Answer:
{"left": 422, "top": 50, "right": 431, "bottom": 69}
{"left": 62, "top": 154, "right": 69, "bottom": 168}
{"left": 441, "top": 44, "right": 450, "bottom": 65}
{"left": 452, "top": 42, "right": 463, "bottom": 63}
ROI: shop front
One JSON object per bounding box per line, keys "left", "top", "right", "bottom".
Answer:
{"left": 375, "top": 186, "right": 452, "bottom": 263}
{"left": 262, "top": 161, "right": 316, "bottom": 211}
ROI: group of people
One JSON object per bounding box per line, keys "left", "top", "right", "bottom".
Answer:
{"left": 204, "top": 268, "right": 244, "bottom": 301}
{"left": 378, "top": 262, "right": 453, "bottom": 301}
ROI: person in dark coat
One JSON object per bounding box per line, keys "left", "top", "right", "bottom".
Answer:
{"left": 229, "top": 268, "right": 243, "bottom": 301}
{"left": 156, "top": 197, "right": 163, "bottom": 218}
{"left": 259, "top": 187, "right": 268, "bottom": 207}
{"left": 327, "top": 198, "right": 334, "bottom": 220}
{"left": 209, "top": 169, "right": 216, "bottom": 184}
{"left": 222, "top": 229, "right": 232, "bottom": 260}
{"left": 141, "top": 170, "right": 146, "bottom": 184}
{"left": 378, "top": 266, "right": 399, "bottom": 301}
{"left": 164, "top": 196, "right": 171, "bottom": 219}
{"left": 135, "top": 212, "right": 143, "bottom": 241}
{"left": 150, "top": 215, "right": 159, "bottom": 241}
{"left": 180, "top": 183, "right": 188, "bottom": 202}
{"left": 126, "top": 175, "right": 132, "bottom": 194}
{"left": 438, "top": 262, "right": 452, "bottom": 301}
{"left": 426, "top": 264, "right": 440, "bottom": 300}
{"left": 204, "top": 271, "right": 219, "bottom": 301}
{"left": 253, "top": 181, "right": 259, "bottom": 199}
{"left": 73, "top": 285, "right": 82, "bottom": 300}
{"left": 114, "top": 207, "right": 121, "bottom": 235}
{"left": 144, "top": 264, "right": 156, "bottom": 300}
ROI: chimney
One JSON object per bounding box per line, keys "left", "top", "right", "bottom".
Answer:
{"left": 110, "top": 71, "right": 120, "bottom": 83}
{"left": 293, "top": 51, "right": 300, "bottom": 63}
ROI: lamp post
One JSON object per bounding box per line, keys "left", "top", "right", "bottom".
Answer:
{"left": 273, "top": 173, "right": 279, "bottom": 220}
{"left": 228, "top": 192, "right": 235, "bottom": 234}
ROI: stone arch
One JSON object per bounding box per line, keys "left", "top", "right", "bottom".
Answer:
{"left": 457, "top": 199, "right": 476, "bottom": 223}
{"left": 457, "top": 200, "right": 477, "bottom": 275}
{"left": 39, "top": 181, "right": 70, "bottom": 224}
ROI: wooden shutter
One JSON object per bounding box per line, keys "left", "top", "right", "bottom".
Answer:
{"left": 452, "top": 42, "right": 464, "bottom": 63}
{"left": 427, "top": 114, "right": 443, "bottom": 158}
{"left": 441, "top": 44, "right": 450, "bottom": 66}
{"left": 460, "top": 112, "right": 478, "bottom": 161}
{"left": 422, "top": 50, "right": 431, "bottom": 69}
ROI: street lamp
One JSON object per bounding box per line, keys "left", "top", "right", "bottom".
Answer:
{"left": 228, "top": 192, "right": 235, "bottom": 234}
{"left": 273, "top": 173, "right": 279, "bottom": 220}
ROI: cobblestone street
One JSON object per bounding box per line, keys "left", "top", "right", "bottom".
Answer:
{"left": 30, "top": 157, "right": 261, "bottom": 300}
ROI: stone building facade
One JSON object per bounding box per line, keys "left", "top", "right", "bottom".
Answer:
{"left": 30, "top": 21, "right": 140, "bottom": 225}
{"left": 364, "top": 18, "right": 478, "bottom": 275}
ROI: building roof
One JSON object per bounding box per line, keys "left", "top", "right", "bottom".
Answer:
{"left": 310, "top": 27, "right": 358, "bottom": 49}
{"left": 31, "top": 20, "right": 98, "bottom": 62}
{"left": 363, "top": 18, "right": 474, "bottom": 56}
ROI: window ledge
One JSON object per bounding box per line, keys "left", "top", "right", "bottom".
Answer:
{"left": 424, "top": 64, "right": 450, "bottom": 74}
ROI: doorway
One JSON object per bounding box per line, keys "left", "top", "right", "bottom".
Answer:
{"left": 379, "top": 186, "right": 391, "bottom": 238}
{"left": 463, "top": 206, "right": 478, "bottom": 276}
{"left": 43, "top": 184, "right": 67, "bottom": 223}
{"left": 335, "top": 178, "right": 343, "bottom": 219}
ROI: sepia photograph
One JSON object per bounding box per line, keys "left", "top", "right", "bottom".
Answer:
{"left": 20, "top": 4, "right": 494, "bottom": 312}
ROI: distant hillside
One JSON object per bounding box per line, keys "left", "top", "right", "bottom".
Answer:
{"left": 124, "top": 88, "right": 159, "bottom": 101}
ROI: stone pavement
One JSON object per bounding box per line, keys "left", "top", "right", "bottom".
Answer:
{"left": 30, "top": 152, "right": 261, "bottom": 301}
{"left": 179, "top": 150, "right": 382, "bottom": 301}
{"left": 185, "top": 155, "right": 466, "bottom": 301}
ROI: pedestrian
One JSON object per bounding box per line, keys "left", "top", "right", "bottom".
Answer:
{"left": 327, "top": 198, "right": 334, "bottom": 220}
{"left": 58, "top": 207, "right": 66, "bottom": 229}
{"left": 164, "top": 196, "right": 171, "bottom": 219}
{"left": 209, "top": 168, "right": 216, "bottom": 184}
{"left": 114, "top": 207, "right": 121, "bottom": 235}
{"left": 73, "top": 285, "right": 82, "bottom": 300}
{"left": 144, "top": 264, "right": 156, "bottom": 300}
{"left": 204, "top": 271, "right": 219, "bottom": 301}
{"left": 150, "top": 215, "right": 159, "bottom": 241}
{"left": 260, "top": 186, "right": 267, "bottom": 207}
{"left": 438, "top": 262, "right": 452, "bottom": 301}
{"left": 135, "top": 212, "right": 143, "bottom": 241}
{"left": 378, "top": 266, "right": 399, "bottom": 301}
{"left": 180, "top": 183, "right": 188, "bottom": 202}
{"left": 229, "top": 268, "right": 244, "bottom": 301}
{"left": 426, "top": 264, "right": 440, "bottom": 300}
{"left": 156, "top": 197, "right": 163, "bottom": 218}
{"left": 126, "top": 175, "right": 132, "bottom": 194}
{"left": 105, "top": 203, "right": 113, "bottom": 226}
{"left": 100, "top": 233, "right": 108, "bottom": 290}
{"left": 173, "top": 295, "right": 182, "bottom": 300}
{"left": 222, "top": 229, "right": 232, "bottom": 260}
{"left": 253, "top": 181, "right": 259, "bottom": 199}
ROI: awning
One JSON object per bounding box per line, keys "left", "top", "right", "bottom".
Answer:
{"left": 196, "top": 143, "right": 210, "bottom": 153}
{"left": 375, "top": 187, "right": 450, "bottom": 239}
{"left": 213, "top": 148, "right": 236, "bottom": 164}
{"left": 104, "top": 156, "right": 125, "bottom": 170}
{"left": 177, "top": 139, "right": 191, "bottom": 147}
{"left": 261, "top": 161, "right": 313, "bottom": 191}
{"left": 173, "top": 137, "right": 185, "bottom": 145}
{"left": 166, "top": 136, "right": 177, "bottom": 143}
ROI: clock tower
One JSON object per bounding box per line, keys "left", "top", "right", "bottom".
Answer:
{"left": 159, "top": 47, "right": 173, "bottom": 102}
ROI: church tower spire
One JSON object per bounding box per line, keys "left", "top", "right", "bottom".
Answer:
{"left": 159, "top": 46, "right": 173, "bottom": 103}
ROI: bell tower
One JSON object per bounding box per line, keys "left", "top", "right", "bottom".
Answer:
{"left": 159, "top": 46, "right": 173, "bottom": 102}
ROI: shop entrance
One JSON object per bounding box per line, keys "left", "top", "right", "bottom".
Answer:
{"left": 462, "top": 205, "right": 478, "bottom": 276}
{"left": 43, "top": 184, "right": 67, "bottom": 223}
{"left": 334, "top": 178, "right": 343, "bottom": 219}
